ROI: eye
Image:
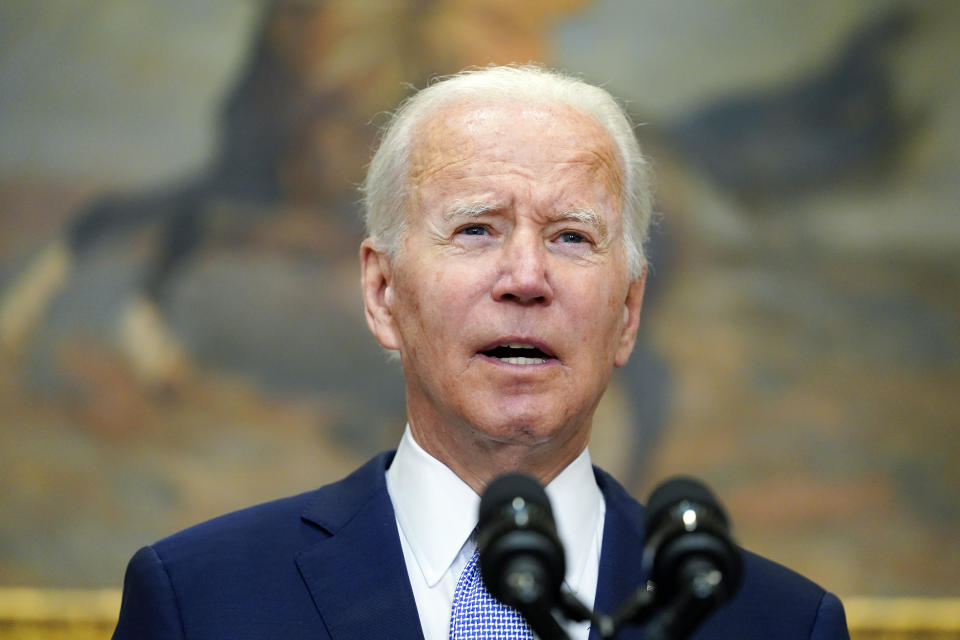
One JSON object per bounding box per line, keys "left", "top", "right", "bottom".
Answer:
{"left": 559, "top": 231, "right": 587, "bottom": 244}
{"left": 458, "top": 224, "right": 489, "bottom": 236}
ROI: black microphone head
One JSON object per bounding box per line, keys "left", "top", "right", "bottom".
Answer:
{"left": 643, "top": 475, "right": 742, "bottom": 606}
{"left": 477, "top": 472, "right": 564, "bottom": 613}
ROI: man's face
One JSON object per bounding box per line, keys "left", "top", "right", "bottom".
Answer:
{"left": 362, "top": 100, "right": 644, "bottom": 469}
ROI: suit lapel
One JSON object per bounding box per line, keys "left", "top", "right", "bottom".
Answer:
{"left": 594, "top": 467, "right": 649, "bottom": 639}
{"left": 295, "top": 453, "right": 424, "bottom": 640}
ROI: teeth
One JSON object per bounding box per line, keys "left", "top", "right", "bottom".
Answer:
{"left": 501, "top": 356, "right": 546, "bottom": 365}
{"left": 502, "top": 342, "right": 537, "bottom": 349}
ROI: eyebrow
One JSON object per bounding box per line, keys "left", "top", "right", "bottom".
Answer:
{"left": 441, "top": 201, "right": 500, "bottom": 222}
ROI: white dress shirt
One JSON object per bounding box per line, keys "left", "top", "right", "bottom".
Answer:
{"left": 386, "top": 426, "right": 605, "bottom": 640}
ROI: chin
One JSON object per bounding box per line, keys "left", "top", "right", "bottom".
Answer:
{"left": 466, "top": 404, "right": 581, "bottom": 448}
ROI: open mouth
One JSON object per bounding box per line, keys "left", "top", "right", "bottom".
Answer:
{"left": 480, "top": 341, "right": 555, "bottom": 365}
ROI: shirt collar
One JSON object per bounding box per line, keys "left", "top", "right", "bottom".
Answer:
{"left": 545, "top": 443, "right": 604, "bottom": 591}
{"left": 386, "top": 426, "right": 480, "bottom": 587}
{"left": 386, "top": 425, "right": 604, "bottom": 589}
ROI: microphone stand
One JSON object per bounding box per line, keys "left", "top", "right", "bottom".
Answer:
{"left": 537, "top": 576, "right": 722, "bottom": 640}
{"left": 600, "top": 585, "right": 659, "bottom": 639}
{"left": 502, "top": 559, "right": 571, "bottom": 640}
{"left": 520, "top": 605, "right": 570, "bottom": 640}
{"left": 643, "top": 558, "right": 729, "bottom": 640}
{"left": 513, "top": 585, "right": 600, "bottom": 640}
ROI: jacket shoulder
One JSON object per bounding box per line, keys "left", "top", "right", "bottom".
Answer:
{"left": 114, "top": 452, "right": 397, "bottom": 639}
{"left": 704, "top": 550, "right": 848, "bottom": 639}
{"left": 153, "top": 489, "right": 319, "bottom": 559}
{"left": 151, "top": 451, "right": 394, "bottom": 563}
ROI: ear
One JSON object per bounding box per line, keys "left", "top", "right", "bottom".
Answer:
{"left": 613, "top": 267, "right": 646, "bottom": 368}
{"left": 360, "top": 238, "right": 402, "bottom": 352}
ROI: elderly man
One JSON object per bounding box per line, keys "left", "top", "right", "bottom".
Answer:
{"left": 113, "top": 66, "right": 849, "bottom": 639}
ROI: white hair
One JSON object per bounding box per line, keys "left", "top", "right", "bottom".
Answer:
{"left": 361, "top": 65, "right": 653, "bottom": 278}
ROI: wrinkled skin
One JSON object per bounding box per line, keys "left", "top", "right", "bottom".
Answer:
{"left": 362, "top": 100, "right": 645, "bottom": 491}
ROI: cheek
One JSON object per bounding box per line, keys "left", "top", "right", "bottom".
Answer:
{"left": 397, "top": 269, "right": 467, "bottom": 344}
{"left": 573, "top": 283, "right": 626, "bottom": 352}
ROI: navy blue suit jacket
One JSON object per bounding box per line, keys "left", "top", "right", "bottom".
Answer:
{"left": 113, "top": 452, "right": 849, "bottom": 639}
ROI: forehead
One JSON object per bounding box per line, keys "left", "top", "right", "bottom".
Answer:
{"left": 407, "top": 100, "right": 624, "bottom": 198}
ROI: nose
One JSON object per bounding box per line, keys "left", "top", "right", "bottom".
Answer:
{"left": 492, "top": 230, "right": 553, "bottom": 305}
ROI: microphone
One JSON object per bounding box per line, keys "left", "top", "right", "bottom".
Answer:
{"left": 641, "top": 476, "right": 743, "bottom": 639}
{"left": 476, "top": 473, "right": 569, "bottom": 639}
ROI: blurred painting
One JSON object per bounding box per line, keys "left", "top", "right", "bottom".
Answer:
{"left": 0, "top": 0, "right": 957, "bottom": 598}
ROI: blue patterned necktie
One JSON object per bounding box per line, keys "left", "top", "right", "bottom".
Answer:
{"left": 449, "top": 548, "right": 535, "bottom": 639}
